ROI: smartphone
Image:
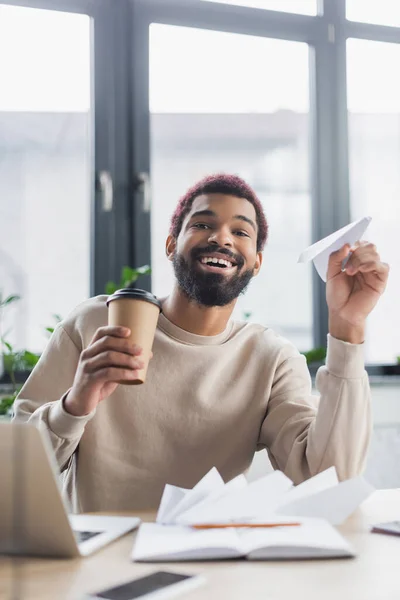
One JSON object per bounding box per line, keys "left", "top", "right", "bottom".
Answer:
{"left": 372, "top": 521, "right": 400, "bottom": 537}
{"left": 88, "top": 571, "right": 206, "bottom": 600}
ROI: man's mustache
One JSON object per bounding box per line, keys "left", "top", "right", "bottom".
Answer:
{"left": 190, "top": 246, "right": 244, "bottom": 269}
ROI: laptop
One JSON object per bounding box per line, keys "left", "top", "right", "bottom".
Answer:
{"left": 0, "top": 421, "right": 140, "bottom": 558}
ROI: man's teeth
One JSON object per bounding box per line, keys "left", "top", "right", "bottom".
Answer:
{"left": 200, "top": 257, "right": 234, "bottom": 268}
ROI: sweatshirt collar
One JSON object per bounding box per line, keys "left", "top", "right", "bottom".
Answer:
{"left": 157, "top": 311, "right": 234, "bottom": 346}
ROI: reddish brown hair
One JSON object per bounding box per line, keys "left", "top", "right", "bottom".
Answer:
{"left": 169, "top": 174, "right": 268, "bottom": 251}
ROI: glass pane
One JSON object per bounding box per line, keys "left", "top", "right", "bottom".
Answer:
{"left": 199, "top": 0, "right": 317, "bottom": 15}
{"left": 0, "top": 5, "right": 91, "bottom": 357}
{"left": 150, "top": 25, "right": 312, "bottom": 352}
{"left": 347, "top": 39, "right": 400, "bottom": 364}
{"left": 347, "top": 0, "right": 400, "bottom": 27}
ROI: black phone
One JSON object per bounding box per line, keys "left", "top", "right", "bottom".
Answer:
{"left": 88, "top": 571, "right": 205, "bottom": 600}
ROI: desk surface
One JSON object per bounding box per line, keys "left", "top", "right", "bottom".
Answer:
{"left": 1, "top": 490, "right": 399, "bottom": 600}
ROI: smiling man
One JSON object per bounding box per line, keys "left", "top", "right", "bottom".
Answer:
{"left": 13, "top": 174, "right": 389, "bottom": 512}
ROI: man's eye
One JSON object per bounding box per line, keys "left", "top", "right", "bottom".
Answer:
{"left": 193, "top": 223, "right": 210, "bottom": 229}
{"left": 234, "top": 230, "right": 249, "bottom": 237}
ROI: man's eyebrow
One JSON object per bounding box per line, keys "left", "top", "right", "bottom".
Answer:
{"left": 233, "top": 214, "right": 256, "bottom": 232}
{"left": 189, "top": 210, "right": 217, "bottom": 220}
{"left": 189, "top": 210, "right": 256, "bottom": 232}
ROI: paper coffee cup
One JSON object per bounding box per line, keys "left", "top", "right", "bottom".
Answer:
{"left": 106, "top": 288, "right": 162, "bottom": 385}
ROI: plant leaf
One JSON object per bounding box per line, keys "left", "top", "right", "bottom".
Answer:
{"left": 1, "top": 339, "right": 13, "bottom": 353}
{"left": 135, "top": 264, "right": 151, "bottom": 275}
{"left": 301, "top": 347, "right": 327, "bottom": 364}
{"left": 0, "top": 388, "right": 20, "bottom": 415}
{"left": 3, "top": 353, "right": 17, "bottom": 372}
{"left": 0, "top": 396, "right": 16, "bottom": 415}
{"left": 3, "top": 294, "right": 21, "bottom": 306}
{"left": 121, "top": 266, "right": 136, "bottom": 286}
{"left": 122, "top": 264, "right": 151, "bottom": 287}
{"left": 22, "top": 351, "right": 40, "bottom": 368}
{"left": 105, "top": 281, "right": 118, "bottom": 295}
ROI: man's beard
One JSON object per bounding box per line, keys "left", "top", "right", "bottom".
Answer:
{"left": 172, "top": 246, "right": 255, "bottom": 307}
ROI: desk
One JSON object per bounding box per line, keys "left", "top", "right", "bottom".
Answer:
{"left": 1, "top": 490, "right": 399, "bottom": 600}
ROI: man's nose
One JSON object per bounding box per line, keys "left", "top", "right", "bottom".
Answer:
{"left": 208, "top": 228, "right": 233, "bottom": 247}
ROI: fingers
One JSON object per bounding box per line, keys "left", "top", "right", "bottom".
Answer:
{"left": 80, "top": 326, "right": 146, "bottom": 382}
{"left": 84, "top": 328, "right": 143, "bottom": 360}
{"left": 83, "top": 350, "right": 145, "bottom": 374}
{"left": 90, "top": 325, "right": 130, "bottom": 346}
{"left": 352, "top": 260, "right": 390, "bottom": 277}
{"left": 91, "top": 367, "right": 141, "bottom": 384}
{"left": 327, "top": 243, "right": 351, "bottom": 279}
{"left": 331, "top": 243, "right": 351, "bottom": 263}
{"left": 344, "top": 242, "right": 389, "bottom": 278}
{"left": 327, "top": 241, "right": 390, "bottom": 289}
{"left": 345, "top": 241, "right": 376, "bottom": 273}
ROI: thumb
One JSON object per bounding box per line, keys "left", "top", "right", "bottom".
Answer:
{"left": 327, "top": 243, "right": 351, "bottom": 279}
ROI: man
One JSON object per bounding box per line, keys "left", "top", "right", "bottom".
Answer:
{"left": 13, "top": 174, "right": 389, "bottom": 512}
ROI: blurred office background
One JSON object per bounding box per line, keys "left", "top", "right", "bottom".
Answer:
{"left": 0, "top": 0, "right": 399, "bottom": 487}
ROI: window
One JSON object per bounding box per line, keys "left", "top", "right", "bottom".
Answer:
{"left": 149, "top": 24, "right": 313, "bottom": 351}
{"left": 0, "top": 5, "right": 91, "bottom": 353}
{"left": 198, "top": 0, "right": 317, "bottom": 15}
{"left": 346, "top": 0, "right": 400, "bottom": 28}
{"left": 347, "top": 38, "right": 400, "bottom": 364}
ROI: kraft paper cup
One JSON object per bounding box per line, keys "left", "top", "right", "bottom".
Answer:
{"left": 106, "top": 288, "right": 162, "bottom": 385}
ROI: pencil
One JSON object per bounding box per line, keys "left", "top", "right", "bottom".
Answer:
{"left": 191, "top": 522, "right": 301, "bottom": 530}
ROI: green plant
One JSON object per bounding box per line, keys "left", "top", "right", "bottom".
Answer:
{"left": 2, "top": 342, "right": 40, "bottom": 378}
{"left": 0, "top": 293, "right": 20, "bottom": 309}
{"left": 0, "top": 292, "right": 21, "bottom": 344}
{"left": 0, "top": 339, "right": 40, "bottom": 415}
{"left": 0, "top": 292, "right": 21, "bottom": 414}
{"left": 0, "top": 266, "right": 150, "bottom": 415}
{"left": 0, "top": 291, "right": 40, "bottom": 416}
{"left": 44, "top": 313, "right": 63, "bottom": 337}
{"left": 105, "top": 265, "right": 151, "bottom": 295}
{"left": 397, "top": 356, "right": 400, "bottom": 364}
{"left": 301, "top": 347, "right": 327, "bottom": 365}
{"left": 0, "top": 394, "right": 16, "bottom": 416}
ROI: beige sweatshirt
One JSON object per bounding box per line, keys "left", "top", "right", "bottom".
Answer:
{"left": 13, "top": 295, "right": 371, "bottom": 513}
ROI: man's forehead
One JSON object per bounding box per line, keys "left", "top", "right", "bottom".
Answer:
{"left": 188, "top": 193, "right": 257, "bottom": 220}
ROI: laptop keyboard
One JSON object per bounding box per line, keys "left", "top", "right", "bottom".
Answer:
{"left": 74, "top": 530, "right": 103, "bottom": 543}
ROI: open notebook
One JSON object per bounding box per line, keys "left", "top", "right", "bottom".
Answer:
{"left": 132, "top": 517, "right": 354, "bottom": 562}
{"left": 132, "top": 467, "right": 373, "bottom": 562}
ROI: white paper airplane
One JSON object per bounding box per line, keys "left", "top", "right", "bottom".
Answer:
{"left": 298, "top": 216, "right": 372, "bottom": 282}
{"left": 155, "top": 466, "right": 373, "bottom": 527}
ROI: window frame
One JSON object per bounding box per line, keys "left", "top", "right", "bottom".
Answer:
{"left": 3, "top": 0, "right": 399, "bottom": 372}
{"left": 1, "top": 0, "right": 134, "bottom": 297}
{"left": 130, "top": 0, "right": 400, "bottom": 373}
{"left": 129, "top": 0, "right": 341, "bottom": 351}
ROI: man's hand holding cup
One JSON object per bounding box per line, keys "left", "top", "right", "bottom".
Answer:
{"left": 64, "top": 326, "right": 144, "bottom": 417}
{"left": 65, "top": 288, "right": 162, "bottom": 417}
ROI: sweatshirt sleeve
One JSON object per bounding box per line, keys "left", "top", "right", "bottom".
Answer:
{"left": 258, "top": 334, "right": 372, "bottom": 484}
{"left": 12, "top": 324, "right": 95, "bottom": 471}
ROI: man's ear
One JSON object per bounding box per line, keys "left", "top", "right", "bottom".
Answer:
{"left": 165, "top": 234, "right": 177, "bottom": 262}
{"left": 253, "top": 251, "right": 263, "bottom": 277}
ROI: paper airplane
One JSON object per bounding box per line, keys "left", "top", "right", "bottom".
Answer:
{"left": 276, "top": 475, "right": 374, "bottom": 526}
{"left": 298, "top": 216, "right": 372, "bottom": 282}
{"left": 155, "top": 466, "right": 373, "bottom": 527}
